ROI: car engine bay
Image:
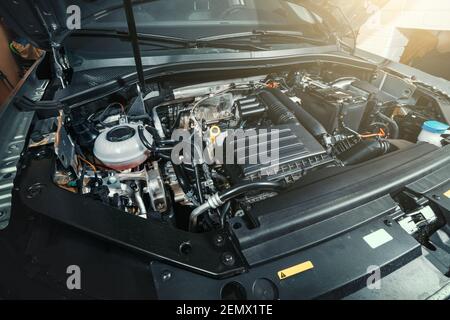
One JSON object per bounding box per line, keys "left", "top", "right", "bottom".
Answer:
{"left": 23, "top": 63, "right": 448, "bottom": 237}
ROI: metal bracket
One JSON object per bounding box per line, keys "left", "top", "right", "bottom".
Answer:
{"left": 127, "top": 85, "right": 147, "bottom": 116}
{"left": 55, "top": 125, "right": 77, "bottom": 172}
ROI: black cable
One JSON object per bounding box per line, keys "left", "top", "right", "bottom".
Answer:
{"left": 158, "top": 139, "right": 178, "bottom": 146}
{"left": 155, "top": 146, "right": 173, "bottom": 152}
{"left": 220, "top": 202, "right": 232, "bottom": 228}
{"left": 96, "top": 103, "right": 123, "bottom": 123}
{"left": 157, "top": 152, "right": 172, "bottom": 160}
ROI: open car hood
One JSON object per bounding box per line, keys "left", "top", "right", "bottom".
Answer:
{"left": 0, "top": 0, "right": 387, "bottom": 51}
{"left": 0, "top": 0, "right": 126, "bottom": 50}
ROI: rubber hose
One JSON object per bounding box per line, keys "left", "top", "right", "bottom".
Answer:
{"left": 218, "top": 181, "right": 284, "bottom": 203}
{"left": 258, "top": 91, "right": 298, "bottom": 125}
{"left": 376, "top": 112, "right": 400, "bottom": 139}
{"left": 173, "top": 164, "right": 193, "bottom": 196}
{"left": 189, "top": 181, "right": 284, "bottom": 231}
{"left": 138, "top": 125, "right": 154, "bottom": 150}
{"left": 268, "top": 88, "right": 328, "bottom": 137}
{"left": 338, "top": 139, "right": 390, "bottom": 166}
{"left": 194, "top": 165, "right": 204, "bottom": 203}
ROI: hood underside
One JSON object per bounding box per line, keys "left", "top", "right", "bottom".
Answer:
{"left": 0, "top": 0, "right": 385, "bottom": 51}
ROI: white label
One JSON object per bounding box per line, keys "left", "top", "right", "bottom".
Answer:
{"left": 363, "top": 229, "right": 393, "bottom": 249}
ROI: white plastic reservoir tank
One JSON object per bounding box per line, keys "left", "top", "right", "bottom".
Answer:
{"left": 417, "top": 120, "right": 450, "bottom": 147}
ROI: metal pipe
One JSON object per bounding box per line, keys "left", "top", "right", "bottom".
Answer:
{"left": 189, "top": 181, "right": 284, "bottom": 231}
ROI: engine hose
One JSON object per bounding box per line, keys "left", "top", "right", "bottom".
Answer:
{"left": 338, "top": 139, "right": 391, "bottom": 166}
{"left": 138, "top": 125, "right": 155, "bottom": 150}
{"left": 268, "top": 88, "right": 328, "bottom": 138}
{"left": 218, "top": 181, "right": 284, "bottom": 202}
{"left": 375, "top": 112, "right": 400, "bottom": 139}
{"left": 194, "top": 165, "right": 204, "bottom": 203}
{"left": 189, "top": 181, "right": 284, "bottom": 231}
{"left": 258, "top": 90, "right": 298, "bottom": 125}
{"left": 173, "top": 164, "right": 195, "bottom": 199}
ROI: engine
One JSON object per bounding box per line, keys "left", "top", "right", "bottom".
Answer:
{"left": 46, "top": 68, "right": 448, "bottom": 233}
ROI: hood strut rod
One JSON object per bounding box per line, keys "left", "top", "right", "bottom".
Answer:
{"left": 123, "top": 0, "right": 146, "bottom": 92}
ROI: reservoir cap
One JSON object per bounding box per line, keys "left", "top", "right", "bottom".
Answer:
{"left": 422, "top": 121, "right": 449, "bottom": 134}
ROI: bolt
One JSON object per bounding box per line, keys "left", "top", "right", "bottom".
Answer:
{"left": 27, "top": 183, "right": 45, "bottom": 199}
{"left": 384, "top": 219, "right": 393, "bottom": 227}
{"left": 214, "top": 234, "right": 225, "bottom": 247}
{"left": 222, "top": 252, "right": 235, "bottom": 267}
{"left": 35, "top": 150, "right": 47, "bottom": 159}
{"left": 107, "top": 176, "right": 118, "bottom": 185}
{"left": 0, "top": 210, "right": 5, "bottom": 218}
{"left": 130, "top": 182, "right": 138, "bottom": 191}
{"left": 433, "top": 195, "right": 441, "bottom": 201}
{"left": 161, "top": 270, "right": 172, "bottom": 282}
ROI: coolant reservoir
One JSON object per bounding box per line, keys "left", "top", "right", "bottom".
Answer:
{"left": 417, "top": 120, "right": 449, "bottom": 147}
{"left": 94, "top": 123, "right": 153, "bottom": 170}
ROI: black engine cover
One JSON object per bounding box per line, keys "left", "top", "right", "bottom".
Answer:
{"left": 224, "top": 122, "right": 334, "bottom": 204}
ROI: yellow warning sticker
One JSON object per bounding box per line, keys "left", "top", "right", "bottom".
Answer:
{"left": 277, "top": 261, "right": 314, "bottom": 280}
{"left": 444, "top": 189, "right": 450, "bottom": 199}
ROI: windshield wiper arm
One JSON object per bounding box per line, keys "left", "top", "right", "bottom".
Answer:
{"left": 72, "top": 29, "right": 267, "bottom": 51}
{"left": 72, "top": 29, "right": 192, "bottom": 45}
{"left": 198, "top": 30, "right": 330, "bottom": 45}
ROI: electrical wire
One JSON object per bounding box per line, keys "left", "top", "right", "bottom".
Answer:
{"left": 360, "top": 128, "right": 386, "bottom": 139}
{"left": 77, "top": 156, "right": 97, "bottom": 173}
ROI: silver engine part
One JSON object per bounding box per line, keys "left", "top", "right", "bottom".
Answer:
{"left": 191, "top": 93, "right": 235, "bottom": 125}
{"left": 146, "top": 161, "right": 168, "bottom": 212}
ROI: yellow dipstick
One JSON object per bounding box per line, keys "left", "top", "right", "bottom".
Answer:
{"left": 210, "top": 126, "right": 221, "bottom": 144}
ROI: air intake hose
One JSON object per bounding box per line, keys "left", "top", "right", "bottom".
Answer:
{"left": 258, "top": 90, "right": 298, "bottom": 125}
{"left": 267, "top": 88, "right": 328, "bottom": 138}
{"left": 338, "top": 139, "right": 391, "bottom": 166}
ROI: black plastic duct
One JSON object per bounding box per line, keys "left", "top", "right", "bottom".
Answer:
{"left": 267, "top": 88, "right": 328, "bottom": 137}
{"left": 258, "top": 91, "right": 298, "bottom": 125}
{"left": 338, "top": 139, "right": 391, "bottom": 165}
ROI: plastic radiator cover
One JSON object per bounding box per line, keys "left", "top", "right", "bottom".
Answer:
{"left": 232, "top": 142, "right": 449, "bottom": 266}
